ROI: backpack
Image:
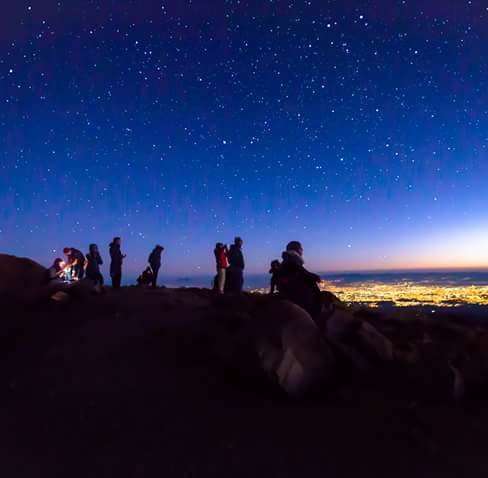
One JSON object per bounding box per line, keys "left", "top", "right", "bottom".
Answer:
{"left": 137, "top": 267, "right": 154, "bottom": 286}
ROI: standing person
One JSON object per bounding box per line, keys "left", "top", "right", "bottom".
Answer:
{"left": 86, "top": 243, "right": 104, "bottom": 287}
{"left": 226, "top": 236, "right": 245, "bottom": 293}
{"left": 63, "top": 247, "right": 86, "bottom": 280}
{"left": 214, "top": 242, "right": 228, "bottom": 294}
{"left": 269, "top": 259, "right": 281, "bottom": 294}
{"left": 277, "top": 241, "right": 322, "bottom": 318}
{"left": 148, "top": 245, "right": 164, "bottom": 288}
{"left": 109, "top": 237, "right": 125, "bottom": 289}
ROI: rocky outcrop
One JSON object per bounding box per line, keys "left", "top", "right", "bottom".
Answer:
{"left": 255, "top": 300, "right": 336, "bottom": 398}
{"left": 0, "top": 254, "right": 51, "bottom": 306}
{"left": 105, "top": 287, "right": 488, "bottom": 402}
{"left": 0, "top": 254, "right": 108, "bottom": 310}
{"left": 205, "top": 293, "right": 395, "bottom": 399}
{"left": 3, "top": 266, "right": 486, "bottom": 404}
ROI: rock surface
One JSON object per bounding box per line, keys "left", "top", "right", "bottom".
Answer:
{"left": 1, "top": 287, "right": 488, "bottom": 477}
{"left": 258, "top": 300, "right": 336, "bottom": 398}
{"left": 0, "top": 253, "right": 49, "bottom": 305}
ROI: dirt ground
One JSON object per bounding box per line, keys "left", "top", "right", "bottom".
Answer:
{"left": 1, "top": 287, "right": 488, "bottom": 478}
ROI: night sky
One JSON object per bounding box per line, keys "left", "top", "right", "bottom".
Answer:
{"left": 1, "top": 1, "right": 487, "bottom": 276}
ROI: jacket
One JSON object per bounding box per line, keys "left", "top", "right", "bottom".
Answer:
{"left": 109, "top": 243, "right": 123, "bottom": 275}
{"left": 68, "top": 248, "right": 86, "bottom": 267}
{"left": 214, "top": 247, "right": 229, "bottom": 269}
{"left": 227, "top": 244, "right": 245, "bottom": 270}
{"left": 148, "top": 248, "right": 162, "bottom": 268}
{"left": 86, "top": 252, "right": 103, "bottom": 276}
{"left": 277, "top": 251, "right": 322, "bottom": 317}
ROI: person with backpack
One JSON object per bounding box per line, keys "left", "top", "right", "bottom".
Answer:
{"left": 148, "top": 245, "right": 164, "bottom": 288}
{"left": 214, "top": 243, "right": 228, "bottom": 294}
{"left": 109, "top": 237, "right": 125, "bottom": 289}
{"left": 226, "top": 236, "right": 245, "bottom": 293}
{"left": 277, "top": 241, "right": 322, "bottom": 318}
{"left": 63, "top": 247, "right": 86, "bottom": 280}
{"left": 86, "top": 243, "right": 104, "bottom": 287}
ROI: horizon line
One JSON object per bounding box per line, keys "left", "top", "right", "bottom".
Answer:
{"left": 156, "top": 266, "right": 488, "bottom": 278}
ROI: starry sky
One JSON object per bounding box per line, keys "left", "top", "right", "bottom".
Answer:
{"left": 1, "top": 0, "right": 488, "bottom": 276}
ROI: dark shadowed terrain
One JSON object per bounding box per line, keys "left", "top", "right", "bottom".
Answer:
{"left": 2, "top": 287, "right": 488, "bottom": 478}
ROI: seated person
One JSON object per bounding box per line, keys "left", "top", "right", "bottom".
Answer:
{"left": 47, "top": 258, "right": 65, "bottom": 281}
{"left": 276, "top": 241, "right": 322, "bottom": 318}
{"left": 137, "top": 266, "right": 154, "bottom": 286}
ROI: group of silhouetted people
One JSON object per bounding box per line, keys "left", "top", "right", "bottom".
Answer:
{"left": 48, "top": 238, "right": 165, "bottom": 290}
{"left": 212, "top": 237, "right": 322, "bottom": 318}
{"left": 47, "top": 235, "right": 323, "bottom": 317}
{"left": 214, "top": 237, "right": 245, "bottom": 294}
{"left": 214, "top": 238, "right": 324, "bottom": 318}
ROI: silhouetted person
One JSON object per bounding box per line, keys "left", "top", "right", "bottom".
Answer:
{"left": 226, "top": 236, "right": 245, "bottom": 293}
{"left": 137, "top": 266, "right": 153, "bottom": 286}
{"left": 214, "top": 242, "right": 228, "bottom": 294}
{"left": 109, "top": 237, "right": 125, "bottom": 289}
{"left": 269, "top": 259, "right": 281, "bottom": 294}
{"left": 277, "top": 241, "right": 322, "bottom": 317}
{"left": 48, "top": 258, "right": 65, "bottom": 281}
{"left": 86, "top": 243, "right": 104, "bottom": 287}
{"left": 63, "top": 247, "right": 86, "bottom": 280}
{"left": 148, "top": 245, "right": 164, "bottom": 288}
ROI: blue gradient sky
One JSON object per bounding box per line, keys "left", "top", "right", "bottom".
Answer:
{"left": 1, "top": 1, "right": 487, "bottom": 276}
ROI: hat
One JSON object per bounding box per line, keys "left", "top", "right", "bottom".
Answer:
{"left": 286, "top": 241, "right": 303, "bottom": 253}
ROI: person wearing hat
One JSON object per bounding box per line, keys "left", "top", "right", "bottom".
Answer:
{"left": 277, "top": 241, "right": 322, "bottom": 318}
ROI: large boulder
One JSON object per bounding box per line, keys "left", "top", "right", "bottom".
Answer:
{"left": 206, "top": 296, "right": 337, "bottom": 399}
{"left": 0, "top": 254, "right": 50, "bottom": 306}
{"left": 254, "top": 299, "right": 337, "bottom": 399}
{"left": 324, "top": 308, "right": 394, "bottom": 364}
{"left": 324, "top": 308, "right": 361, "bottom": 341}
{"left": 356, "top": 320, "right": 394, "bottom": 362}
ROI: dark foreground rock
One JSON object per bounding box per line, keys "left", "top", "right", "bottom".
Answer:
{"left": 204, "top": 296, "right": 337, "bottom": 398}
{"left": 1, "top": 287, "right": 488, "bottom": 477}
{"left": 0, "top": 253, "right": 50, "bottom": 305}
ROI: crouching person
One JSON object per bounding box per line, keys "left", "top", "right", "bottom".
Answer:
{"left": 137, "top": 267, "right": 154, "bottom": 286}
{"left": 48, "top": 258, "right": 65, "bottom": 281}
